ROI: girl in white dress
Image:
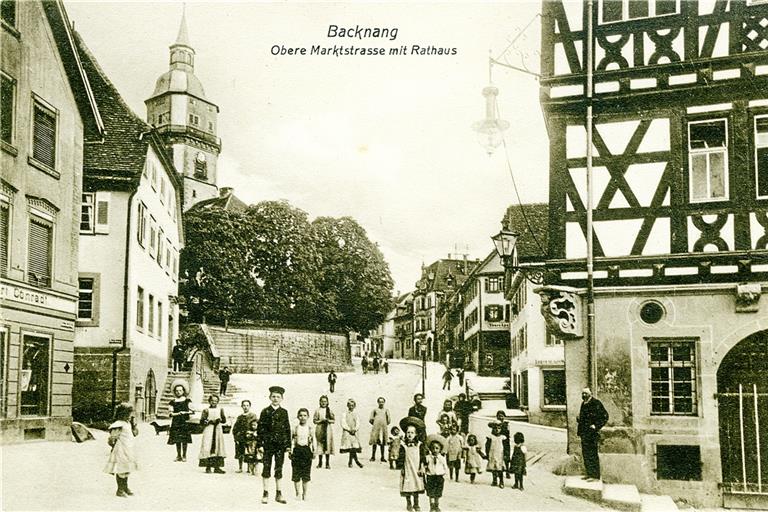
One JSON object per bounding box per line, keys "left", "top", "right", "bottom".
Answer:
{"left": 340, "top": 398, "right": 363, "bottom": 468}
{"left": 104, "top": 402, "right": 139, "bottom": 497}
{"left": 485, "top": 421, "right": 507, "bottom": 488}
{"left": 397, "top": 421, "right": 427, "bottom": 511}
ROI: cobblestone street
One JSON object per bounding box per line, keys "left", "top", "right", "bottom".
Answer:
{"left": 1, "top": 361, "right": 609, "bottom": 511}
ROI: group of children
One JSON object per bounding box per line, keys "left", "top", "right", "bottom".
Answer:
{"left": 392, "top": 409, "right": 528, "bottom": 512}
{"left": 103, "top": 389, "right": 528, "bottom": 509}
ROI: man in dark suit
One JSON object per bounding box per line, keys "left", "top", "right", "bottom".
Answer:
{"left": 408, "top": 393, "right": 427, "bottom": 420}
{"left": 257, "top": 386, "right": 291, "bottom": 504}
{"left": 577, "top": 387, "right": 609, "bottom": 481}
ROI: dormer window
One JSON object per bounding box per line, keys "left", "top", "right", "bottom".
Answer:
{"left": 688, "top": 119, "right": 728, "bottom": 202}
{"left": 600, "top": 0, "right": 678, "bottom": 24}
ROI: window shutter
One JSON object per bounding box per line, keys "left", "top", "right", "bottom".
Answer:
{"left": 95, "top": 192, "right": 110, "bottom": 234}
{"left": 28, "top": 219, "right": 51, "bottom": 286}
{"left": 0, "top": 204, "right": 8, "bottom": 277}
{"left": 33, "top": 106, "right": 56, "bottom": 168}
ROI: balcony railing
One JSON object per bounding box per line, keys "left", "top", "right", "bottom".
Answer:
{"left": 26, "top": 272, "right": 51, "bottom": 288}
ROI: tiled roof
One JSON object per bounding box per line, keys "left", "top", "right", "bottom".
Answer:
{"left": 188, "top": 192, "right": 248, "bottom": 213}
{"left": 502, "top": 203, "right": 549, "bottom": 261}
{"left": 73, "top": 31, "right": 151, "bottom": 184}
{"left": 416, "top": 258, "right": 479, "bottom": 294}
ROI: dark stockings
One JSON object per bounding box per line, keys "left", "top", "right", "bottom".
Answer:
{"left": 175, "top": 442, "right": 188, "bottom": 458}
{"left": 348, "top": 452, "right": 362, "bottom": 467}
{"left": 514, "top": 473, "right": 524, "bottom": 489}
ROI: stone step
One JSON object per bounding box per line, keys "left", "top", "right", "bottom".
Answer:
{"left": 563, "top": 476, "right": 604, "bottom": 502}
{"left": 478, "top": 391, "right": 508, "bottom": 400}
{"left": 563, "top": 477, "right": 678, "bottom": 512}
{"left": 602, "top": 484, "right": 642, "bottom": 512}
{"left": 640, "top": 494, "right": 678, "bottom": 512}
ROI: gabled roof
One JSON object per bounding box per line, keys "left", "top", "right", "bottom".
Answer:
{"left": 41, "top": 1, "right": 103, "bottom": 140}
{"left": 415, "top": 258, "right": 479, "bottom": 295}
{"left": 188, "top": 189, "right": 248, "bottom": 213}
{"left": 73, "top": 31, "right": 180, "bottom": 194}
{"left": 502, "top": 203, "right": 549, "bottom": 262}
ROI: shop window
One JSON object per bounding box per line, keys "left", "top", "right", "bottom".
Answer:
{"left": 755, "top": 116, "right": 768, "bottom": 198}
{"left": 688, "top": 119, "right": 728, "bottom": 202}
{"left": 1, "top": 72, "right": 15, "bottom": 146}
{"left": 649, "top": 341, "right": 697, "bottom": 415}
{"left": 656, "top": 445, "right": 702, "bottom": 480}
{"left": 32, "top": 99, "right": 57, "bottom": 170}
{"left": 542, "top": 369, "right": 566, "bottom": 406}
{"left": 21, "top": 334, "right": 50, "bottom": 416}
{"left": 27, "top": 216, "right": 52, "bottom": 288}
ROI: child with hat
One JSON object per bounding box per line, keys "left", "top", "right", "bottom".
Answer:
{"left": 397, "top": 417, "right": 427, "bottom": 511}
{"left": 104, "top": 402, "right": 138, "bottom": 497}
{"left": 257, "top": 385, "right": 291, "bottom": 504}
{"left": 424, "top": 434, "right": 449, "bottom": 512}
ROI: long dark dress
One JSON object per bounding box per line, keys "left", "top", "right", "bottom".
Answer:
{"left": 167, "top": 397, "right": 192, "bottom": 444}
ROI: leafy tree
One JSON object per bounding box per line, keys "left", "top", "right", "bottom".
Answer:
{"left": 179, "top": 207, "right": 251, "bottom": 324}
{"left": 241, "top": 201, "right": 322, "bottom": 325}
{"left": 312, "top": 216, "right": 394, "bottom": 332}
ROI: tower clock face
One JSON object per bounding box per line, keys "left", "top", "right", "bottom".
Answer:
{"left": 196, "top": 151, "right": 206, "bottom": 164}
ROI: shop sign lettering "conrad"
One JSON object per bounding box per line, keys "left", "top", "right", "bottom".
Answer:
{"left": 0, "top": 282, "right": 75, "bottom": 315}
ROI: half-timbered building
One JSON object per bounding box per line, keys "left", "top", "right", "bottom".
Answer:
{"left": 538, "top": 0, "right": 768, "bottom": 507}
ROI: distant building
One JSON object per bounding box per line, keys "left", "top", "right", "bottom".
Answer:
{"left": 502, "top": 204, "right": 564, "bottom": 426}
{"left": 72, "top": 32, "right": 184, "bottom": 423}
{"left": 393, "top": 292, "right": 414, "bottom": 359}
{"left": 413, "top": 258, "right": 478, "bottom": 363}
{"left": 457, "top": 251, "right": 510, "bottom": 376}
{"left": 0, "top": 0, "right": 103, "bottom": 442}
{"left": 371, "top": 307, "right": 397, "bottom": 358}
{"left": 145, "top": 11, "right": 221, "bottom": 211}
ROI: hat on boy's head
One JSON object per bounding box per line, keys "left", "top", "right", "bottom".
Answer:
{"left": 390, "top": 425, "right": 401, "bottom": 435}
{"left": 269, "top": 385, "right": 285, "bottom": 395}
{"left": 400, "top": 416, "right": 425, "bottom": 433}
{"left": 426, "top": 433, "right": 447, "bottom": 451}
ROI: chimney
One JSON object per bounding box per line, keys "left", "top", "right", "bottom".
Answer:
{"left": 219, "top": 187, "right": 233, "bottom": 198}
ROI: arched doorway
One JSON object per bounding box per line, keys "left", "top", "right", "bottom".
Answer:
{"left": 717, "top": 329, "right": 768, "bottom": 499}
{"left": 144, "top": 369, "right": 157, "bottom": 421}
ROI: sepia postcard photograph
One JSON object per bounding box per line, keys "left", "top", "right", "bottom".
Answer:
{"left": 1, "top": 0, "right": 768, "bottom": 511}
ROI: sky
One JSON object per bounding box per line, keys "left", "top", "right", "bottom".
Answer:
{"left": 65, "top": 1, "right": 550, "bottom": 294}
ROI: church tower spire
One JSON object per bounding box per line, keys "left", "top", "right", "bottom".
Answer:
{"left": 145, "top": 7, "right": 221, "bottom": 211}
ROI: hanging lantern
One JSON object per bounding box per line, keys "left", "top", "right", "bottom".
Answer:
{"left": 472, "top": 85, "right": 509, "bottom": 155}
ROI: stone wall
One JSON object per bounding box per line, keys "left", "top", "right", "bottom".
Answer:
{"left": 210, "top": 325, "right": 351, "bottom": 374}
{"left": 72, "top": 347, "right": 130, "bottom": 423}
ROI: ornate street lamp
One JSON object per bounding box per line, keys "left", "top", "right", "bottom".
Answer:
{"left": 473, "top": 85, "right": 509, "bottom": 156}
{"left": 491, "top": 223, "right": 547, "bottom": 285}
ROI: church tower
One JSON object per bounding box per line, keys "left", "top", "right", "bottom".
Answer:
{"left": 146, "top": 10, "right": 220, "bottom": 211}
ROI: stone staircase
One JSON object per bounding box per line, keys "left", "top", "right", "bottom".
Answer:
{"left": 563, "top": 476, "right": 678, "bottom": 512}
{"left": 477, "top": 391, "right": 528, "bottom": 422}
{"left": 155, "top": 370, "right": 192, "bottom": 419}
{"left": 201, "top": 374, "right": 243, "bottom": 406}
